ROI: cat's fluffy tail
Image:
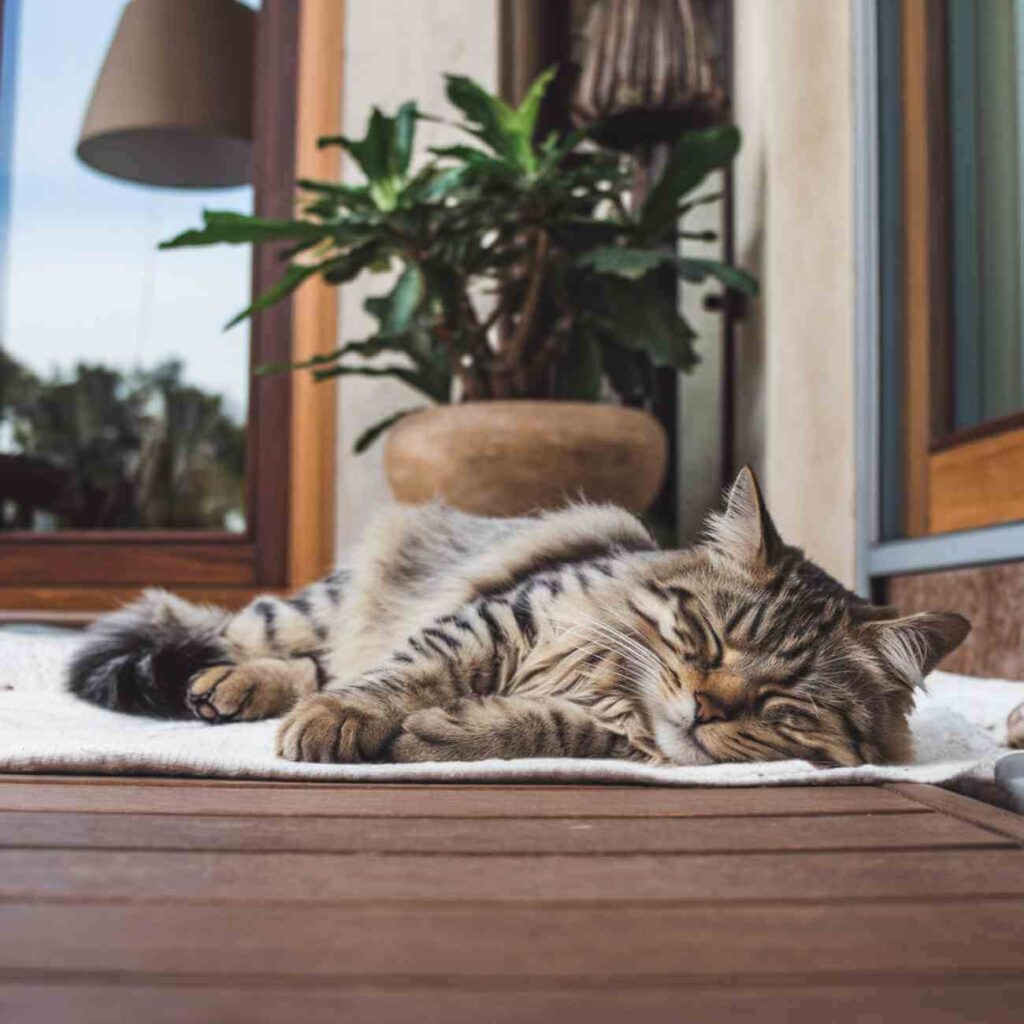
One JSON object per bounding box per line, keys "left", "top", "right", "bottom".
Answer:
{"left": 67, "top": 590, "right": 230, "bottom": 718}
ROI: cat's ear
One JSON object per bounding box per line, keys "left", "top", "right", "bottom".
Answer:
{"left": 706, "top": 466, "right": 783, "bottom": 567}
{"left": 863, "top": 611, "right": 971, "bottom": 686}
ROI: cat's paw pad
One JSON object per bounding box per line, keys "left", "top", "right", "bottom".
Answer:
{"left": 276, "top": 693, "right": 396, "bottom": 763}
{"left": 187, "top": 666, "right": 257, "bottom": 723}
{"left": 187, "top": 661, "right": 308, "bottom": 724}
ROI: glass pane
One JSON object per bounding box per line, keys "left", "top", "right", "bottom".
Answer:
{"left": 878, "top": 0, "right": 1024, "bottom": 541}
{"left": 0, "top": 0, "right": 251, "bottom": 532}
{"left": 948, "top": 0, "right": 1024, "bottom": 431}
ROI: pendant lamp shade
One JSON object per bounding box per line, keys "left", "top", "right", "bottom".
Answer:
{"left": 76, "top": 0, "right": 255, "bottom": 188}
{"left": 573, "top": 0, "right": 727, "bottom": 151}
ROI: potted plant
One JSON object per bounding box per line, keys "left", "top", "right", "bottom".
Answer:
{"left": 161, "top": 69, "right": 756, "bottom": 516}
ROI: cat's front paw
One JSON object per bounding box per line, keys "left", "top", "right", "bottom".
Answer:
{"left": 188, "top": 659, "right": 315, "bottom": 724}
{"left": 390, "top": 702, "right": 486, "bottom": 763}
{"left": 276, "top": 692, "right": 397, "bottom": 763}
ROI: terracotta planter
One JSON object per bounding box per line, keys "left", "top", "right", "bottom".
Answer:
{"left": 384, "top": 401, "right": 667, "bottom": 517}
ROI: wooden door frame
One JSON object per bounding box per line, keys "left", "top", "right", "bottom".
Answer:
{"left": 899, "top": 0, "right": 1024, "bottom": 539}
{"left": 0, "top": 0, "right": 342, "bottom": 618}
{"left": 855, "top": 0, "right": 1024, "bottom": 592}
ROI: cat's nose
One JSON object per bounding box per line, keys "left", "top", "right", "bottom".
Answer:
{"left": 694, "top": 691, "right": 728, "bottom": 724}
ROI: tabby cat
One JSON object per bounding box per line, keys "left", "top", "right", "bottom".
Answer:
{"left": 67, "top": 468, "right": 970, "bottom": 766}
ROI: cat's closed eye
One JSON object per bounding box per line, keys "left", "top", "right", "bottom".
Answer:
{"left": 758, "top": 698, "right": 817, "bottom": 728}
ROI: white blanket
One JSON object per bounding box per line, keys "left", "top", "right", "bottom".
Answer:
{"left": 0, "top": 631, "right": 1020, "bottom": 786}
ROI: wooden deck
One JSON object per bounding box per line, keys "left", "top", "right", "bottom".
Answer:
{"left": 1, "top": 776, "right": 1023, "bottom": 1022}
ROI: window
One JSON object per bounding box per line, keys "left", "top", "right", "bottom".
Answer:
{"left": 0, "top": 0, "right": 339, "bottom": 616}
{"left": 878, "top": 0, "right": 1024, "bottom": 542}
{"left": 0, "top": 0, "right": 253, "bottom": 534}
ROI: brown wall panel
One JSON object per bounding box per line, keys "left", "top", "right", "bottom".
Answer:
{"left": 886, "top": 562, "right": 1024, "bottom": 679}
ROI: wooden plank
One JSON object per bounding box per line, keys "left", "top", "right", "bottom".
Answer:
{"left": 4, "top": 979, "right": 1024, "bottom": 1024}
{"left": 2, "top": 900, "right": 1023, "bottom": 978}
{"left": 0, "top": 540, "right": 254, "bottom": 586}
{"left": 888, "top": 782, "right": 1024, "bottom": 842}
{"left": 0, "top": 585, "right": 276, "bottom": 617}
{"left": 0, "top": 809, "right": 998, "bottom": 854}
{"left": 0, "top": 780, "right": 924, "bottom": 817}
{"left": 288, "top": 0, "right": 342, "bottom": 589}
{"left": 928, "top": 424, "right": 1024, "bottom": 533}
{"left": 3, "top": 847, "right": 1022, "bottom": 904}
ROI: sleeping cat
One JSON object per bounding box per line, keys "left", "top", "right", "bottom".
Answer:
{"left": 67, "top": 468, "right": 969, "bottom": 767}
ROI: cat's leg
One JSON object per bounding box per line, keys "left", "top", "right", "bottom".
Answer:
{"left": 277, "top": 597, "right": 534, "bottom": 763}
{"left": 390, "top": 695, "right": 621, "bottom": 762}
{"left": 222, "top": 571, "right": 349, "bottom": 661}
{"left": 183, "top": 572, "right": 346, "bottom": 724}
{"left": 276, "top": 663, "right": 456, "bottom": 763}
{"left": 67, "top": 572, "right": 349, "bottom": 720}
{"left": 187, "top": 656, "right": 322, "bottom": 724}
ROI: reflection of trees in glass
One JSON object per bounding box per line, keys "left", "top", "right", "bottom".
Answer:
{"left": 0, "top": 350, "right": 244, "bottom": 530}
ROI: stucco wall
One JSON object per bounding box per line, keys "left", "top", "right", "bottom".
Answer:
{"left": 334, "top": 1, "right": 499, "bottom": 558}
{"left": 334, "top": 0, "right": 858, "bottom": 583}
{"left": 732, "top": 0, "right": 857, "bottom": 585}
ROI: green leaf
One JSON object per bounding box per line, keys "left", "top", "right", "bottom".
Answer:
{"left": 538, "top": 125, "right": 589, "bottom": 171}
{"left": 392, "top": 101, "right": 418, "bottom": 177}
{"left": 225, "top": 245, "right": 380, "bottom": 329}
{"left": 677, "top": 257, "right": 759, "bottom": 296}
{"left": 579, "top": 248, "right": 759, "bottom": 295}
{"left": 577, "top": 247, "right": 671, "bottom": 280}
{"left": 296, "top": 178, "right": 376, "bottom": 212}
{"left": 321, "top": 242, "right": 384, "bottom": 285}
{"left": 386, "top": 266, "right": 425, "bottom": 334}
{"left": 278, "top": 237, "right": 325, "bottom": 261}
{"left": 515, "top": 66, "right": 557, "bottom": 139}
{"left": 255, "top": 349, "right": 345, "bottom": 376}
{"left": 426, "top": 146, "right": 517, "bottom": 183}
{"left": 259, "top": 329, "right": 440, "bottom": 378}
{"left": 310, "top": 362, "right": 443, "bottom": 402}
{"left": 353, "top": 407, "right": 423, "bottom": 454}
{"left": 160, "top": 211, "right": 329, "bottom": 249}
{"left": 339, "top": 107, "right": 391, "bottom": 180}
{"left": 403, "top": 164, "right": 469, "bottom": 203}
{"left": 639, "top": 126, "right": 741, "bottom": 237}
{"left": 428, "top": 143, "right": 494, "bottom": 163}
{"left": 588, "top": 278, "right": 699, "bottom": 374}
{"left": 225, "top": 262, "right": 321, "bottom": 329}
{"left": 445, "top": 73, "right": 535, "bottom": 173}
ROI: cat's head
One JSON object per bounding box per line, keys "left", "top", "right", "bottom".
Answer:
{"left": 625, "top": 468, "right": 969, "bottom": 767}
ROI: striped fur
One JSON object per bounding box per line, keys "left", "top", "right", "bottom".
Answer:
{"left": 67, "top": 469, "right": 970, "bottom": 766}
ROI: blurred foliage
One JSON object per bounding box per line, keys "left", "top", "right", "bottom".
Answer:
{"left": 0, "top": 350, "right": 244, "bottom": 530}
{"left": 162, "top": 68, "right": 757, "bottom": 451}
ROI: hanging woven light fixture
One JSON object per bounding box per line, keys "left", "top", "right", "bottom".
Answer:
{"left": 573, "top": 0, "right": 727, "bottom": 150}
{"left": 76, "top": 0, "right": 255, "bottom": 188}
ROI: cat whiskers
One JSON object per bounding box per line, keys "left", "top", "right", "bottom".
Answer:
{"left": 568, "top": 612, "right": 668, "bottom": 678}
{"left": 559, "top": 623, "right": 660, "bottom": 699}
{"left": 579, "top": 650, "right": 652, "bottom": 698}
{"left": 565, "top": 621, "right": 664, "bottom": 699}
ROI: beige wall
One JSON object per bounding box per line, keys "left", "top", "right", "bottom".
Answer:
{"left": 732, "top": 0, "right": 857, "bottom": 585}
{"left": 334, "top": 0, "right": 500, "bottom": 558}
{"left": 333, "top": 0, "right": 858, "bottom": 581}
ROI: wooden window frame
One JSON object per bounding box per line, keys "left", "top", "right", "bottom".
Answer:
{"left": 898, "top": 0, "right": 1024, "bottom": 538}
{"left": 0, "top": 0, "right": 341, "bottom": 619}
